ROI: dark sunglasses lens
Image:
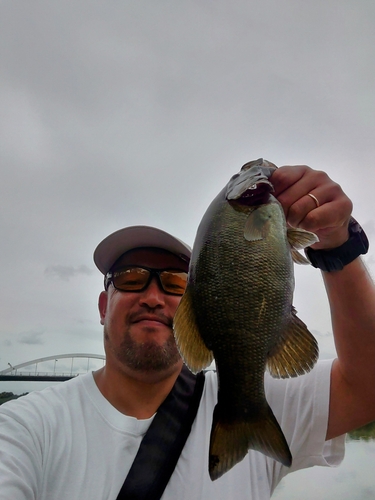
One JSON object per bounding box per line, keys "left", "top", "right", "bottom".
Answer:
{"left": 160, "top": 271, "right": 187, "bottom": 295}
{"left": 112, "top": 267, "right": 150, "bottom": 291}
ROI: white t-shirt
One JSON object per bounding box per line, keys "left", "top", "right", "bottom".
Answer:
{"left": 0, "top": 360, "right": 344, "bottom": 500}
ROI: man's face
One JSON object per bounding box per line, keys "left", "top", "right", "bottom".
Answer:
{"left": 98, "top": 248, "right": 188, "bottom": 377}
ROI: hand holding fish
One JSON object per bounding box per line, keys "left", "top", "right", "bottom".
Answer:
{"left": 271, "top": 165, "right": 353, "bottom": 250}
{"left": 270, "top": 162, "right": 375, "bottom": 443}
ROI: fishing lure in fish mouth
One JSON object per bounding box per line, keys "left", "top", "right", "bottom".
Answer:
{"left": 233, "top": 181, "right": 274, "bottom": 206}
{"left": 226, "top": 158, "right": 277, "bottom": 206}
{"left": 174, "top": 158, "right": 319, "bottom": 481}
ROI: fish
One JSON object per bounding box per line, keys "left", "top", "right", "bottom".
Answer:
{"left": 173, "top": 158, "right": 319, "bottom": 481}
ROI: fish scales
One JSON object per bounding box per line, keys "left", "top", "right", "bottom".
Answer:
{"left": 173, "top": 158, "right": 319, "bottom": 481}
{"left": 192, "top": 200, "right": 293, "bottom": 407}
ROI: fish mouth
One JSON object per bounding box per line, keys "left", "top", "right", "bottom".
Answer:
{"left": 226, "top": 159, "right": 277, "bottom": 206}
{"left": 236, "top": 181, "right": 274, "bottom": 206}
{"left": 227, "top": 178, "right": 274, "bottom": 206}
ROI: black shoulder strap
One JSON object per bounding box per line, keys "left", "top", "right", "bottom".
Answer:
{"left": 116, "top": 366, "right": 205, "bottom": 500}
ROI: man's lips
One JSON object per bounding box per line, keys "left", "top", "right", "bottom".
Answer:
{"left": 130, "top": 313, "right": 171, "bottom": 327}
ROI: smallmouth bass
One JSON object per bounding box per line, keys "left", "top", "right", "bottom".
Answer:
{"left": 173, "top": 158, "right": 319, "bottom": 480}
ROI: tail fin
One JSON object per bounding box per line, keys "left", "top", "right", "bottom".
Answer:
{"left": 209, "top": 404, "right": 292, "bottom": 481}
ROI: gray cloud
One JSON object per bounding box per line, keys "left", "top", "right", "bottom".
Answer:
{"left": 18, "top": 331, "right": 45, "bottom": 346}
{"left": 44, "top": 265, "right": 93, "bottom": 281}
{"left": 0, "top": 3, "right": 374, "bottom": 496}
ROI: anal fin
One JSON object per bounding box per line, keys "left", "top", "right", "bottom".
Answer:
{"left": 266, "top": 306, "right": 319, "bottom": 378}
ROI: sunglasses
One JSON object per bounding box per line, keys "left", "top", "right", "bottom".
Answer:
{"left": 105, "top": 266, "right": 188, "bottom": 296}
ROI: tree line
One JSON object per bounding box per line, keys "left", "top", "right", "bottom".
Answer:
{"left": 0, "top": 391, "right": 28, "bottom": 405}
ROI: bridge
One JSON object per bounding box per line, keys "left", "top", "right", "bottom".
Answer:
{"left": 0, "top": 353, "right": 105, "bottom": 382}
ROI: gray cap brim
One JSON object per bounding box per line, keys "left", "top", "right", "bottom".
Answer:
{"left": 93, "top": 225, "right": 192, "bottom": 275}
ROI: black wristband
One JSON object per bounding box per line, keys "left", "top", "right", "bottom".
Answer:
{"left": 305, "top": 217, "right": 369, "bottom": 272}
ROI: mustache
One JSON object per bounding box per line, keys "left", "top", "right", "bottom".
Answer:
{"left": 128, "top": 308, "right": 173, "bottom": 327}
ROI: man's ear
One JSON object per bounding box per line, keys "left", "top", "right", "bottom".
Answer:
{"left": 98, "top": 291, "right": 108, "bottom": 325}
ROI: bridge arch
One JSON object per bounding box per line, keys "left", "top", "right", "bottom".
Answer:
{"left": 1, "top": 353, "right": 105, "bottom": 374}
{"left": 0, "top": 353, "right": 105, "bottom": 381}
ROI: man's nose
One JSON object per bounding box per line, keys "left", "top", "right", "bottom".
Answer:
{"left": 138, "top": 277, "right": 166, "bottom": 308}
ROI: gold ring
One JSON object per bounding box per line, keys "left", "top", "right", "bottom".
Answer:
{"left": 308, "top": 193, "right": 320, "bottom": 208}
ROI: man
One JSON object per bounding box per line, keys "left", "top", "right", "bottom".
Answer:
{"left": 0, "top": 164, "right": 374, "bottom": 499}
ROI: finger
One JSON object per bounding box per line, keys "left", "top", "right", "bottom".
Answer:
{"left": 270, "top": 165, "right": 313, "bottom": 198}
{"left": 292, "top": 197, "right": 350, "bottom": 233}
{"left": 299, "top": 201, "right": 353, "bottom": 249}
{"left": 286, "top": 185, "right": 338, "bottom": 229}
{"left": 271, "top": 166, "right": 329, "bottom": 206}
{"left": 271, "top": 166, "right": 340, "bottom": 220}
{"left": 307, "top": 193, "right": 320, "bottom": 209}
{"left": 270, "top": 164, "right": 353, "bottom": 248}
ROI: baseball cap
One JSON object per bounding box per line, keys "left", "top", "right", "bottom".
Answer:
{"left": 93, "top": 225, "right": 192, "bottom": 275}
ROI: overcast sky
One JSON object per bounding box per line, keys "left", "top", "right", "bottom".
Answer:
{"left": 1, "top": 1, "right": 374, "bottom": 498}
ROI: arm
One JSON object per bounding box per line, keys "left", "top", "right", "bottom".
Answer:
{"left": 271, "top": 165, "right": 375, "bottom": 440}
{"left": 323, "top": 257, "right": 375, "bottom": 439}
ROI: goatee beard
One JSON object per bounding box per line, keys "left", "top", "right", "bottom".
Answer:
{"left": 104, "top": 327, "right": 181, "bottom": 372}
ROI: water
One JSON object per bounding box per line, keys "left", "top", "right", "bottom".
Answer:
{"left": 273, "top": 439, "right": 375, "bottom": 499}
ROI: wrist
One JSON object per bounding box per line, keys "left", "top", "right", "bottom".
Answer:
{"left": 305, "top": 217, "right": 369, "bottom": 272}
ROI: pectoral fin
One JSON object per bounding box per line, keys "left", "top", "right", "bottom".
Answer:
{"left": 266, "top": 306, "right": 319, "bottom": 378}
{"left": 291, "top": 249, "right": 311, "bottom": 265}
{"left": 173, "top": 287, "right": 214, "bottom": 373}
{"left": 244, "top": 206, "right": 272, "bottom": 241}
{"left": 287, "top": 227, "right": 319, "bottom": 265}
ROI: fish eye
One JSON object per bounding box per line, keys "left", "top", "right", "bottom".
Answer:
{"left": 230, "top": 173, "right": 240, "bottom": 181}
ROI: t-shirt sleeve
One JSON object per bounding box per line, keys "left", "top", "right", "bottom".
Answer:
{"left": 0, "top": 396, "right": 43, "bottom": 500}
{"left": 265, "top": 359, "right": 345, "bottom": 479}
